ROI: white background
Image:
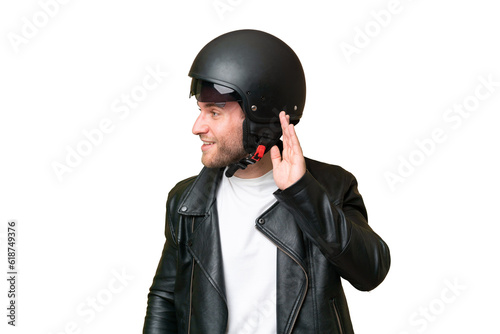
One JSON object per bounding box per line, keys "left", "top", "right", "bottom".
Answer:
{"left": 1, "top": 0, "right": 499, "bottom": 333}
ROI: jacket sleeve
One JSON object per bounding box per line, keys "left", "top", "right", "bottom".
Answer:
{"left": 274, "top": 169, "right": 390, "bottom": 291}
{"left": 143, "top": 202, "right": 179, "bottom": 333}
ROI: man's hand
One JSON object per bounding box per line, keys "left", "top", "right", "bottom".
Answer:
{"left": 270, "top": 111, "right": 306, "bottom": 190}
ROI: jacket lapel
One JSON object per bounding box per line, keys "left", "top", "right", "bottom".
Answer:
{"left": 257, "top": 203, "right": 307, "bottom": 269}
{"left": 177, "top": 167, "right": 227, "bottom": 303}
{"left": 257, "top": 204, "right": 309, "bottom": 333}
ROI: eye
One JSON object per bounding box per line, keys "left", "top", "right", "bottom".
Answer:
{"left": 211, "top": 110, "right": 220, "bottom": 117}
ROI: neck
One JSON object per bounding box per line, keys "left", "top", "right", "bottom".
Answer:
{"left": 233, "top": 152, "right": 273, "bottom": 179}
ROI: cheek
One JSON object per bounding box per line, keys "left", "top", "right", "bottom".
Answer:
{"left": 231, "top": 122, "right": 244, "bottom": 142}
{"left": 233, "top": 117, "right": 244, "bottom": 135}
{"left": 222, "top": 119, "right": 243, "bottom": 139}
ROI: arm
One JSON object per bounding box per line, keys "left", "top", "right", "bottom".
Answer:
{"left": 271, "top": 111, "right": 390, "bottom": 291}
{"left": 274, "top": 169, "right": 390, "bottom": 291}
{"left": 143, "top": 202, "right": 179, "bottom": 333}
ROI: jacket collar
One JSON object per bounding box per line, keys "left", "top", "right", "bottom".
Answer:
{"left": 178, "top": 141, "right": 284, "bottom": 216}
{"left": 177, "top": 167, "right": 224, "bottom": 216}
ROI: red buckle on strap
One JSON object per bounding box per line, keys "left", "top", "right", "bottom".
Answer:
{"left": 251, "top": 145, "right": 266, "bottom": 162}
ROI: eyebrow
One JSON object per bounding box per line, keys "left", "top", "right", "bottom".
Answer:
{"left": 198, "top": 102, "right": 226, "bottom": 109}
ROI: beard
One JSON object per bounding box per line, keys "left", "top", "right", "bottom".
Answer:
{"left": 201, "top": 136, "right": 247, "bottom": 168}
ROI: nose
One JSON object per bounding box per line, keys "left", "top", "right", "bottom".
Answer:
{"left": 192, "top": 112, "right": 208, "bottom": 135}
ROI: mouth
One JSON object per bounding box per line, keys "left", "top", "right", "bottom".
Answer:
{"left": 201, "top": 140, "right": 215, "bottom": 152}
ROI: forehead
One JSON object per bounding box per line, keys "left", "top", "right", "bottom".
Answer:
{"left": 197, "top": 101, "right": 245, "bottom": 118}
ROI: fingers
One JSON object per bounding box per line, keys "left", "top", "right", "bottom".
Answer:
{"left": 279, "top": 111, "right": 291, "bottom": 145}
{"left": 279, "top": 111, "right": 289, "bottom": 134}
{"left": 270, "top": 145, "right": 282, "bottom": 167}
{"left": 279, "top": 111, "right": 302, "bottom": 155}
{"left": 288, "top": 119, "right": 303, "bottom": 153}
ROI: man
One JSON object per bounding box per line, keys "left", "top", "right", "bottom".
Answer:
{"left": 144, "top": 29, "right": 390, "bottom": 333}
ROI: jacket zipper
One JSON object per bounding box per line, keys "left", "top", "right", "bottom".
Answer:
{"left": 331, "top": 299, "right": 344, "bottom": 334}
{"left": 187, "top": 217, "right": 195, "bottom": 334}
{"left": 259, "top": 229, "right": 309, "bottom": 334}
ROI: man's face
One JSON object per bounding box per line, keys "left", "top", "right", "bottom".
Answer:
{"left": 192, "top": 101, "right": 247, "bottom": 168}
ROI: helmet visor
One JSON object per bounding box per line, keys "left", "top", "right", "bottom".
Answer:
{"left": 190, "top": 79, "right": 241, "bottom": 104}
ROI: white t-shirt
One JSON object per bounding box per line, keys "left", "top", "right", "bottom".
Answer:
{"left": 216, "top": 169, "right": 278, "bottom": 334}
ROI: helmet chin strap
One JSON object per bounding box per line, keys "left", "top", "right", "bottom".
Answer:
{"left": 225, "top": 118, "right": 282, "bottom": 177}
{"left": 225, "top": 144, "right": 266, "bottom": 178}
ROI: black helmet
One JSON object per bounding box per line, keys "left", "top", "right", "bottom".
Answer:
{"left": 189, "top": 29, "right": 306, "bottom": 176}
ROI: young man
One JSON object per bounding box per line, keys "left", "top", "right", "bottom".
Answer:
{"left": 144, "top": 29, "right": 390, "bottom": 334}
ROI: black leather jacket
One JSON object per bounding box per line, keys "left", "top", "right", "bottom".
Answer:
{"left": 144, "top": 158, "right": 390, "bottom": 333}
